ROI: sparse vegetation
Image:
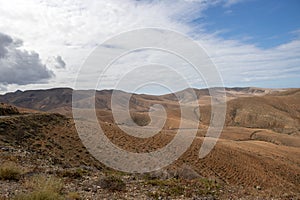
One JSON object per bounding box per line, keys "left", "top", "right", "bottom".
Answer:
{"left": 0, "top": 88, "right": 299, "bottom": 199}
{"left": 57, "top": 168, "right": 88, "bottom": 179}
{"left": 98, "top": 175, "right": 126, "bottom": 192}
{"left": 145, "top": 177, "right": 220, "bottom": 198}
{"left": 0, "top": 162, "right": 22, "bottom": 181}
{"left": 14, "top": 190, "right": 64, "bottom": 200}
{"left": 66, "top": 192, "right": 81, "bottom": 200}
{"left": 15, "top": 175, "right": 64, "bottom": 200}
{"left": 23, "top": 175, "right": 63, "bottom": 192}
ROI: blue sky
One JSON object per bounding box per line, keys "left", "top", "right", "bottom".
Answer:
{"left": 201, "top": 0, "right": 300, "bottom": 49}
{"left": 0, "top": 0, "right": 299, "bottom": 93}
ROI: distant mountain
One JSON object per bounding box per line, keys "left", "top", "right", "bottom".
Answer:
{"left": 0, "top": 88, "right": 73, "bottom": 112}
{"left": 0, "top": 87, "right": 278, "bottom": 112}
{"left": 0, "top": 87, "right": 299, "bottom": 134}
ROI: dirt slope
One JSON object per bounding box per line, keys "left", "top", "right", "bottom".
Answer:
{"left": 0, "top": 88, "right": 299, "bottom": 199}
{"left": 1, "top": 113, "right": 299, "bottom": 199}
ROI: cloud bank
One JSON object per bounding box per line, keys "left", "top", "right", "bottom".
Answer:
{"left": 0, "top": 0, "right": 299, "bottom": 93}
{"left": 0, "top": 32, "right": 54, "bottom": 89}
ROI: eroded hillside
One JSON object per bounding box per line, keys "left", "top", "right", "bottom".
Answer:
{"left": 0, "top": 88, "right": 299, "bottom": 199}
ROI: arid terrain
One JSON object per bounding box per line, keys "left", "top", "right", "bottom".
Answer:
{"left": 0, "top": 87, "right": 299, "bottom": 199}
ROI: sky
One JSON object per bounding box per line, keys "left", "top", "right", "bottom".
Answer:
{"left": 0, "top": 0, "right": 299, "bottom": 94}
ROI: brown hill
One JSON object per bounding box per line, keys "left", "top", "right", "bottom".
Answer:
{"left": 1, "top": 87, "right": 299, "bottom": 135}
{"left": 0, "top": 113, "right": 101, "bottom": 168}
{"left": 0, "top": 86, "right": 299, "bottom": 199}
{"left": 193, "top": 89, "right": 300, "bottom": 135}
{"left": 0, "top": 110, "right": 299, "bottom": 199}
{"left": 0, "top": 88, "right": 73, "bottom": 112}
{"left": 0, "top": 103, "right": 19, "bottom": 116}
{"left": 0, "top": 87, "right": 277, "bottom": 111}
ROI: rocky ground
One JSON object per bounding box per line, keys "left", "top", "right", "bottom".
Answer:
{"left": 0, "top": 144, "right": 225, "bottom": 200}
{"left": 0, "top": 102, "right": 299, "bottom": 199}
{"left": 0, "top": 112, "right": 223, "bottom": 200}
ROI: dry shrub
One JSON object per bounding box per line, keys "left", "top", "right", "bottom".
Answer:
{"left": 14, "top": 175, "right": 64, "bottom": 200}
{"left": 57, "top": 168, "right": 88, "bottom": 179}
{"left": 99, "top": 175, "right": 126, "bottom": 192}
{"left": 23, "top": 175, "right": 63, "bottom": 192}
{"left": 131, "top": 113, "right": 151, "bottom": 126}
{"left": 14, "top": 191, "right": 64, "bottom": 200}
{"left": 66, "top": 192, "right": 81, "bottom": 200}
{"left": 0, "top": 162, "right": 22, "bottom": 181}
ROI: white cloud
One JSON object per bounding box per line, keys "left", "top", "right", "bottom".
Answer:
{"left": 200, "top": 36, "right": 300, "bottom": 86}
{"left": 46, "top": 55, "right": 66, "bottom": 69}
{"left": 0, "top": 0, "right": 299, "bottom": 93}
{"left": 223, "top": 0, "right": 248, "bottom": 7}
{"left": 0, "top": 0, "right": 212, "bottom": 92}
{"left": 0, "top": 32, "right": 54, "bottom": 89}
